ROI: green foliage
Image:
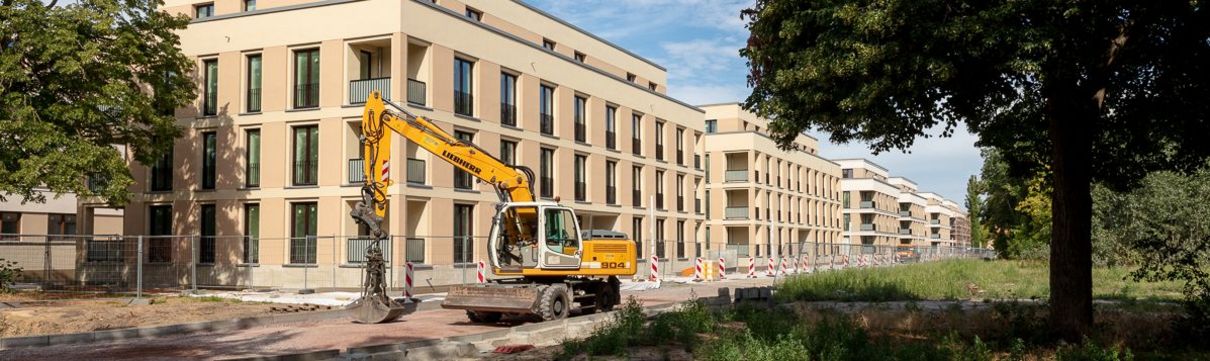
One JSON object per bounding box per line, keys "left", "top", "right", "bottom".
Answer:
{"left": 1056, "top": 339, "right": 1135, "bottom": 361}
{"left": 557, "top": 296, "right": 647, "bottom": 359}
{"left": 966, "top": 175, "right": 989, "bottom": 248}
{"left": 0, "top": 0, "right": 195, "bottom": 205}
{"left": 979, "top": 149, "right": 1050, "bottom": 260}
{"left": 0, "top": 258, "right": 22, "bottom": 292}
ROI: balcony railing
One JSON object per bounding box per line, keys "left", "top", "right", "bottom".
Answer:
{"left": 725, "top": 206, "right": 748, "bottom": 219}
{"left": 247, "top": 88, "right": 262, "bottom": 112}
{"left": 931, "top": 219, "right": 941, "bottom": 225}
{"left": 677, "top": 151, "right": 683, "bottom": 165}
{"left": 294, "top": 83, "right": 319, "bottom": 109}
{"left": 407, "top": 79, "right": 426, "bottom": 106}
{"left": 656, "top": 194, "right": 664, "bottom": 209}
{"left": 454, "top": 91, "right": 473, "bottom": 116}
{"left": 694, "top": 155, "right": 701, "bottom": 169}
{"left": 575, "top": 182, "right": 586, "bottom": 202}
{"left": 347, "top": 238, "right": 391, "bottom": 264}
{"left": 87, "top": 175, "right": 107, "bottom": 193}
{"left": 246, "top": 162, "right": 260, "bottom": 187}
{"left": 293, "top": 160, "right": 318, "bottom": 186}
{"left": 725, "top": 170, "right": 748, "bottom": 182}
{"left": 899, "top": 210, "right": 911, "bottom": 217}
{"left": 500, "top": 103, "right": 516, "bottom": 126}
{"left": 574, "top": 121, "right": 586, "bottom": 142}
{"left": 540, "top": 113, "right": 554, "bottom": 135}
{"left": 405, "top": 238, "right": 425, "bottom": 263}
{"left": 349, "top": 77, "right": 390, "bottom": 104}
{"left": 632, "top": 190, "right": 641, "bottom": 206}
{"left": 930, "top": 234, "right": 941, "bottom": 239}
{"left": 632, "top": 138, "right": 641, "bottom": 156}
{"left": 348, "top": 158, "right": 365, "bottom": 183}
{"left": 695, "top": 199, "right": 701, "bottom": 214}
{"left": 606, "top": 131, "right": 616, "bottom": 149}
{"left": 540, "top": 176, "right": 553, "bottom": 198}
{"left": 860, "top": 223, "right": 875, "bottom": 231}
{"left": 655, "top": 144, "right": 664, "bottom": 161}
{"left": 406, "top": 158, "right": 425, "bottom": 184}
{"left": 899, "top": 228, "right": 912, "bottom": 235}
{"left": 860, "top": 201, "right": 875, "bottom": 209}
{"left": 677, "top": 196, "right": 683, "bottom": 212}
{"left": 607, "top": 186, "right": 616, "bottom": 204}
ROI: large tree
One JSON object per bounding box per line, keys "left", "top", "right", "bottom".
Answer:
{"left": 0, "top": 0, "right": 194, "bottom": 205}
{"left": 964, "top": 175, "right": 986, "bottom": 248}
{"left": 741, "top": 0, "right": 1210, "bottom": 339}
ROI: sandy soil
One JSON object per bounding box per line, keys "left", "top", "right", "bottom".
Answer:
{"left": 0, "top": 294, "right": 327, "bottom": 338}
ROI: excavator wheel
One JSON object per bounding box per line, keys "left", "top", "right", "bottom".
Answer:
{"left": 537, "top": 284, "right": 571, "bottom": 321}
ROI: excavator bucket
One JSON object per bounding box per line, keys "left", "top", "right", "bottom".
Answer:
{"left": 442, "top": 285, "right": 541, "bottom": 314}
{"left": 347, "top": 294, "right": 416, "bottom": 324}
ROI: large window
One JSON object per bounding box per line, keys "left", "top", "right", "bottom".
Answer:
{"left": 655, "top": 121, "right": 664, "bottom": 161}
{"left": 605, "top": 161, "right": 617, "bottom": 205}
{"left": 202, "top": 59, "right": 218, "bottom": 116}
{"left": 655, "top": 171, "right": 665, "bottom": 210}
{"left": 705, "top": 119, "right": 717, "bottom": 133}
{"left": 246, "top": 55, "right": 262, "bottom": 112}
{"left": 244, "top": 204, "right": 259, "bottom": 264}
{"left": 675, "top": 128, "right": 684, "bottom": 165}
{"left": 574, "top": 96, "right": 587, "bottom": 143}
{"left": 0, "top": 213, "right": 19, "bottom": 240}
{"left": 632, "top": 217, "right": 643, "bottom": 258}
{"left": 676, "top": 174, "right": 684, "bottom": 212}
{"left": 631, "top": 113, "right": 642, "bottom": 156}
{"left": 632, "top": 166, "right": 642, "bottom": 206}
{"left": 500, "top": 139, "right": 517, "bottom": 166}
{"left": 539, "top": 84, "right": 554, "bottom": 135}
{"left": 605, "top": 106, "right": 616, "bottom": 149}
{"left": 500, "top": 72, "right": 517, "bottom": 126}
{"left": 243, "top": 0, "right": 255, "bottom": 11}
{"left": 148, "top": 205, "right": 172, "bottom": 262}
{"left": 293, "top": 49, "right": 320, "bottom": 108}
{"left": 194, "top": 3, "right": 213, "bottom": 18}
{"left": 245, "top": 129, "right": 260, "bottom": 187}
{"left": 574, "top": 154, "right": 587, "bottom": 202}
{"left": 453, "top": 58, "right": 474, "bottom": 116}
{"left": 201, "top": 131, "right": 216, "bottom": 190}
{"left": 293, "top": 125, "right": 319, "bottom": 185}
{"left": 540, "top": 148, "right": 554, "bottom": 198}
{"left": 47, "top": 214, "right": 76, "bottom": 240}
{"left": 655, "top": 219, "right": 666, "bottom": 258}
{"left": 453, "top": 204, "right": 473, "bottom": 263}
{"left": 290, "top": 202, "right": 318, "bottom": 264}
{"left": 454, "top": 131, "right": 474, "bottom": 189}
{"left": 150, "top": 149, "right": 173, "bottom": 192}
{"left": 200, "top": 204, "right": 216, "bottom": 264}
{"left": 676, "top": 220, "right": 685, "bottom": 259}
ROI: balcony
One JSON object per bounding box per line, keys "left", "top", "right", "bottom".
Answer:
{"left": 860, "top": 201, "right": 875, "bottom": 209}
{"left": 348, "top": 158, "right": 365, "bottom": 183}
{"left": 349, "top": 77, "right": 390, "bottom": 104}
{"left": 725, "top": 170, "right": 748, "bottom": 182}
{"left": 247, "top": 88, "right": 262, "bottom": 112}
{"left": 541, "top": 113, "right": 554, "bottom": 135}
{"left": 899, "top": 210, "right": 911, "bottom": 217}
{"left": 725, "top": 207, "right": 748, "bottom": 219}
{"left": 540, "top": 176, "right": 554, "bottom": 198}
{"left": 294, "top": 83, "right": 319, "bottom": 109}
{"left": 87, "top": 175, "right": 108, "bottom": 193}
{"left": 500, "top": 103, "right": 516, "bottom": 126}
{"left": 407, "top": 79, "right": 426, "bottom": 106}
{"left": 406, "top": 158, "right": 425, "bottom": 184}
{"left": 575, "top": 181, "right": 586, "bottom": 202}
{"left": 656, "top": 194, "right": 665, "bottom": 210}
{"left": 677, "top": 151, "right": 683, "bottom": 165}
{"left": 860, "top": 223, "right": 875, "bottom": 231}
{"left": 930, "top": 219, "right": 941, "bottom": 225}
{"left": 930, "top": 234, "right": 941, "bottom": 239}
{"left": 632, "top": 190, "right": 641, "bottom": 206}
{"left": 899, "top": 228, "right": 912, "bottom": 235}
{"left": 695, "top": 199, "right": 701, "bottom": 214}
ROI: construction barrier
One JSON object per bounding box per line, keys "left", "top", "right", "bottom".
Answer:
{"left": 403, "top": 262, "right": 414, "bottom": 299}
{"left": 747, "top": 257, "right": 756, "bottom": 278}
{"left": 779, "top": 257, "right": 787, "bottom": 276}
{"left": 766, "top": 257, "right": 775, "bottom": 277}
{"left": 718, "top": 258, "right": 726, "bottom": 280}
{"left": 649, "top": 255, "right": 659, "bottom": 282}
{"left": 476, "top": 260, "right": 486, "bottom": 284}
{"left": 693, "top": 257, "right": 703, "bottom": 282}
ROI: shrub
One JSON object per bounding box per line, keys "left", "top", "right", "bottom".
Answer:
{"left": 0, "top": 259, "right": 22, "bottom": 293}
{"left": 1056, "top": 339, "right": 1134, "bottom": 361}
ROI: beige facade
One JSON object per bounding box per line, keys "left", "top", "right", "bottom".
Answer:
{"left": 888, "top": 177, "right": 928, "bottom": 247}
{"left": 2, "top": 191, "right": 123, "bottom": 240}
{"left": 699, "top": 104, "right": 844, "bottom": 260}
{"left": 119, "top": 0, "right": 706, "bottom": 286}
{"left": 837, "top": 160, "right": 968, "bottom": 250}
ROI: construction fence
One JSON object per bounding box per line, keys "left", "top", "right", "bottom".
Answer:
{"left": 0, "top": 233, "right": 994, "bottom": 295}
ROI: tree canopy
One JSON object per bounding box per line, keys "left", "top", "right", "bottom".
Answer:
{"left": 0, "top": 0, "right": 194, "bottom": 205}
{"left": 741, "top": 0, "right": 1210, "bottom": 339}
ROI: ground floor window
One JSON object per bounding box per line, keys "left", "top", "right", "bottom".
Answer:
{"left": 453, "top": 204, "right": 473, "bottom": 263}
{"left": 290, "top": 202, "right": 318, "bottom": 264}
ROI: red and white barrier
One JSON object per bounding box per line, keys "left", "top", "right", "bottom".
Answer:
{"left": 802, "top": 255, "right": 810, "bottom": 273}
{"left": 718, "top": 258, "right": 726, "bottom": 280}
{"left": 747, "top": 257, "right": 756, "bottom": 278}
{"left": 404, "top": 261, "right": 415, "bottom": 299}
{"left": 476, "top": 260, "right": 486, "bottom": 284}
{"left": 779, "top": 257, "right": 788, "bottom": 276}
{"left": 649, "top": 255, "right": 660, "bottom": 282}
{"left": 693, "top": 257, "right": 703, "bottom": 282}
{"left": 766, "top": 257, "right": 775, "bottom": 277}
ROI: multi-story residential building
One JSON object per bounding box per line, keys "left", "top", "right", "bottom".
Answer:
{"left": 2, "top": 191, "right": 123, "bottom": 240}
{"left": 125, "top": 0, "right": 704, "bottom": 287}
{"left": 919, "top": 192, "right": 958, "bottom": 246}
{"left": 950, "top": 210, "right": 972, "bottom": 247}
{"left": 699, "top": 103, "right": 844, "bottom": 261}
{"left": 836, "top": 159, "right": 901, "bottom": 251}
{"left": 887, "top": 177, "right": 927, "bottom": 247}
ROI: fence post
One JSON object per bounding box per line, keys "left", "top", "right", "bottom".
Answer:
{"left": 136, "top": 236, "right": 144, "bottom": 299}
{"left": 191, "top": 235, "right": 198, "bottom": 293}
{"left": 43, "top": 235, "right": 51, "bottom": 289}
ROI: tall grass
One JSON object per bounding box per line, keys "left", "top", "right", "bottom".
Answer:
{"left": 777, "top": 259, "right": 1184, "bottom": 302}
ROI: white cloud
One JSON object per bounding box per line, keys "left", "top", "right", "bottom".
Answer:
{"left": 670, "top": 83, "right": 751, "bottom": 105}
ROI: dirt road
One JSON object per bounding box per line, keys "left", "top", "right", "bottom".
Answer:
{"left": 0, "top": 276, "right": 779, "bottom": 360}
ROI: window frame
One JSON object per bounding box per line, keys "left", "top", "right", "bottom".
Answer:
{"left": 500, "top": 72, "right": 517, "bottom": 126}
{"left": 202, "top": 58, "right": 218, "bottom": 116}
{"left": 246, "top": 54, "right": 262, "bottom": 113}
{"left": 293, "top": 48, "right": 321, "bottom": 109}
{"left": 539, "top": 147, "right": 555, "bottom": 198}
{"left": 453, "top": 57, "right": 475, "bottom": 116}
{"left": 194, "top": 3, "right": 214, "bottom": 18}
{"left": 292, "top": 125, "right": 320, "bottom": 186}
{"left": 245, "top": 129, "right": 261, "bottom": 188}
{"left": 201, "top": 131, "right": 217, "bottom": 190}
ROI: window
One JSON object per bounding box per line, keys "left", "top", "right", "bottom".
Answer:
{"left": 654, "top": 121, "right": 664, "bottom": 161}
{"left": 290, "top": 202, "right": 318, "bottom": 264}
{"left": 655, "top": 170, "right": 665, "bottom": 209}
{"left": 540, "top": 148, "right": 554, "bottom": 198}
{"left": 150, "top": 149, "right": 173, "bottom": 192}
{"left": 454, "top": 131, "right": 474, "bottom": 189}
{"left": 47, "top": 214, "right": 76, "bottom": 240}
{"left": 842, "top": 169, "right": 853, "bottom": 178}
{"left": 574, "top": 51, "right": 585, "bottom": 62}
{"left": 465, "top": 7, "right": 482, "bottom": 21}
{"left": 605, "top": 106, "right": 616, "bottom": 149}
{"left": 194, "top": 3, "right": 213, "bottom": 18}
{"left": 574, "top": 154, "right": 587, "bottom": 202}
{"left": 500, "top": 72, "right": 517, "bottom": 126}
{"left": 293, "top": 48, "right": 320, "bottom": 108}
{"left": 655, "top": 219, "right": 666, "bottom": 258}
{"left": 573, "top": 96, "right": 587, "bottom": 143}
{"left": 453, "top": 58, "right": 474, "bottom": 116}
{"left": 148, "top": 205, "right": 172, "bottom": 262}
{"left": 606, "top": 161, "right": 617, "bottom": 205}
{"left": 245, "top": 129, "right": 260, "bottom": 187}
{"left": 0, "top": 213, "right": 19, "bottom": 240}
{"left": 631, "top": 113, "right": 642, "bottom": 156}
{"left": 705, "top": 119, "right": 717, "bottom": 133}
{"left": 243, "top": 204, "right": 259, "bottom": 264}
{"left": 499, "top": 139, "right": 517, "bottom": 166}
{"left": 676, "top": 128, "right": 684, "bottom": 165}
{"left": 358, "top": 50, "right": 372, "bottom": 79}
{"left": 844, "top": 214, "right": 851, "bottom": 231}
{"left": 842, "top": 192, "right": 850, "bottom": 208}
{"left": 539, "top": 84, "right": 554, "bottom": 135}
{"left": 293, "top": 125, "right": 319, "bottom": 185}
{"left": 243, "top": 0, "right": 255, "bottom": 11}
{"left": 200, "top": 204, "right": 216, "bottom": 264}
{"left": 632, "top": 166, "right": 642, "bottom": 206}
{"left": 676, "top": 174, "right": 684, "bottom": 212}
{"left": 632, "top": 217, "right": 643, "bottom": 258}
{"left": 648, "top": 82, "right": 657, "bottom": 91}
{"left": 202, "top": 59, "right": 218, "bottom": 116}
{"left": 201, "top": 131, "right": 216, "bottom": 189}
{"left": 246, "top": 54, "right": 262, "bottom": 112}
{"left": 676, "top": 220, "right": 685, "bottom": 259}
{"left": 626, "top": 73, "right": 636, "bottom": 82}
{"left": 542, "top": 38, "right": 556, "bottom": 51}
{"left": 453, "top": 204, "right": 473, "bottom": 263}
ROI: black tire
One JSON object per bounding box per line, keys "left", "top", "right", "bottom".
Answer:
{"left": 466, "top": 310, "right": 503, "bottom": 323}
{"left": 597, "top": 281, "right": 618, "bottom": 312}
{"left": 537, "top": 284, "right": 570, "bottom": 321}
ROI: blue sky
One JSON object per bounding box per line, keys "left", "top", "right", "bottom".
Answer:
{"left": 528, "top": 0, "right": 982, "bottom": 205}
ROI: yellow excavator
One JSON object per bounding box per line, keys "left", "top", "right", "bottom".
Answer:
{"left": 347, "top": 91, "right": 636, "bottom": 324}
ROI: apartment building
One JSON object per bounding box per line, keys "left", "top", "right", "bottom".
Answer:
{"left": 951, "top": 214, "right": 972, "bottom": 246}
{"left": 699, "top": 103, "right": 844, "bottom": 260}
{"left": 836, "top": 159, "right": 901, "bottom": 250}
{"left": 2, "top": 191, "right": 123, "bottom": 240}
{"left": 919, "top": 192, "right": 959, "bottom": 246}
{"left": 887, "top": 177, "right": 927, "bottom": 247}
{"left": 122, "top": 0, "right": 705, "bottom": 287}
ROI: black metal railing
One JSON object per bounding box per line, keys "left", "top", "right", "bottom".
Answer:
{"left": 540, "top": 176, "right": 553, "bottom": 198}
{"left": 540, "top": 113, "right": 554, "bottom": 135}
{"left": 575, "top": 121, "right": 586, "bottom": 142}
{"left": 347, "top": 238, "right": 391, "bottom": 264}
{"left": 694, "top": 155, "right": 701, "bottom": 169}
{"left": 407, "top": 78, "right": 426, "bottom": 106}
{"left": 632, "top": 138, "right": 641, "bottom": 156}
{"left": 247, "top": 88, "right": 262, "bottom": 112}
{"left": 575, "top": 182, "right": 586, "bottom": 202}
{"left": 406, "top": 158, "right": 425, "bottom": 184}
{"left": 294, "top": 83, "right": 319, "bottom": 109}
{"left": 243, "top": 235, "right": 259, "bottom": 264}
{"left": 656, "top": 194, "right": 664, "bottom": 209}
{"left": 289, "top": 236, "right": 318, "bottom": 264}
{"left": 348, "top": 158, "right": 365, "bottom": 183}
{"left": 405, "top": 237, "right": 425, "bottom": 263}
{"left": 633, "top": 190, "right": 641, "bottom": 206}
{"left": 500, "top": 103, "right": 516, "bottom": 126}
{"left": 677, "top": 196, "right": 684, "bottom": 212}
{"left": 454, "top": 91, "right": 473, "bottom": 116}
{"left": 677, "top": 151, "right": 683, "bottom": 165}
{"left": 695, "top": 199, "right": 701, "bottom": 214}
{"left": 246, "top": 162, "right": 260, "bottom": 188}
{"left": 349, "top": 77, "right": 391, "bottom": 104}
{"left": 607, "top": 186, "right": 616, "bottom": 204}
{"left": 293, "top": 160, "right": 318, "bottom": 185}
{"left": 655, "top": 144, "right": 664, "bottom": 161}
{"left": 87, "top": 175, "right": 107, "bottom": 193}
{"left": 606, "top": 131, "right": 616, "bottom": 149}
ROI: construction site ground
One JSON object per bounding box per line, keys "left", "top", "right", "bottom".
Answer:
{"left": 0, "top": 275, "right": 780, "bottom": 360}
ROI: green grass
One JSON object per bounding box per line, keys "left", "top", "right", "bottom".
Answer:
{"left": 777, "top": 259, "right": 1185, "bottom": 302}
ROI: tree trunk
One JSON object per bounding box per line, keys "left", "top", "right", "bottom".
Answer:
{"left": 1046, "top": 95, "right": 1095, "bottom": 341}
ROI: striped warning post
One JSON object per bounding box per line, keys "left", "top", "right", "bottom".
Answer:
{"left": 650, "top": 255, "right": 660, "bottom": 282}
{"left": 747, "top": 257, "right": 756, "bottom": 278}
{"left": 718, "top": 258, "right": 726, "bottom": 280}
{"left": 476, "top": 260, "right": 486, "bottom": 284}
{"left": 381, "top": 160, "right": 390, "bottom": 182}
{"left": 404, "top": 261, "right": 414, "bottom": 299}
{"left": 766, "top": 257, "right": 775, "bottom": 277}
{"left": 693, "top": 257, "right": 703, "bottom": 282}
{"left": 779, "top": 257, "right": 788, "bottom": 276}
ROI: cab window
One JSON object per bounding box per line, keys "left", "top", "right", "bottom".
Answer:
{"left": 544, "top": 208, "right": 579, "bottom": 255}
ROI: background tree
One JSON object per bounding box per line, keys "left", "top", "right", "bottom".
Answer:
{"left": 964, "top": 175, "right": 987, "bottom": 248}
{"left": 741, "top": 0, "right": 1210, "bottom": 338}
{"left": 0, "top": 0, "right": 194, "bottom": 205}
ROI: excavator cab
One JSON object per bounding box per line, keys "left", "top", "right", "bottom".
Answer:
{"left": 490, "top": 202, "right": 582, "bottom": 273}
